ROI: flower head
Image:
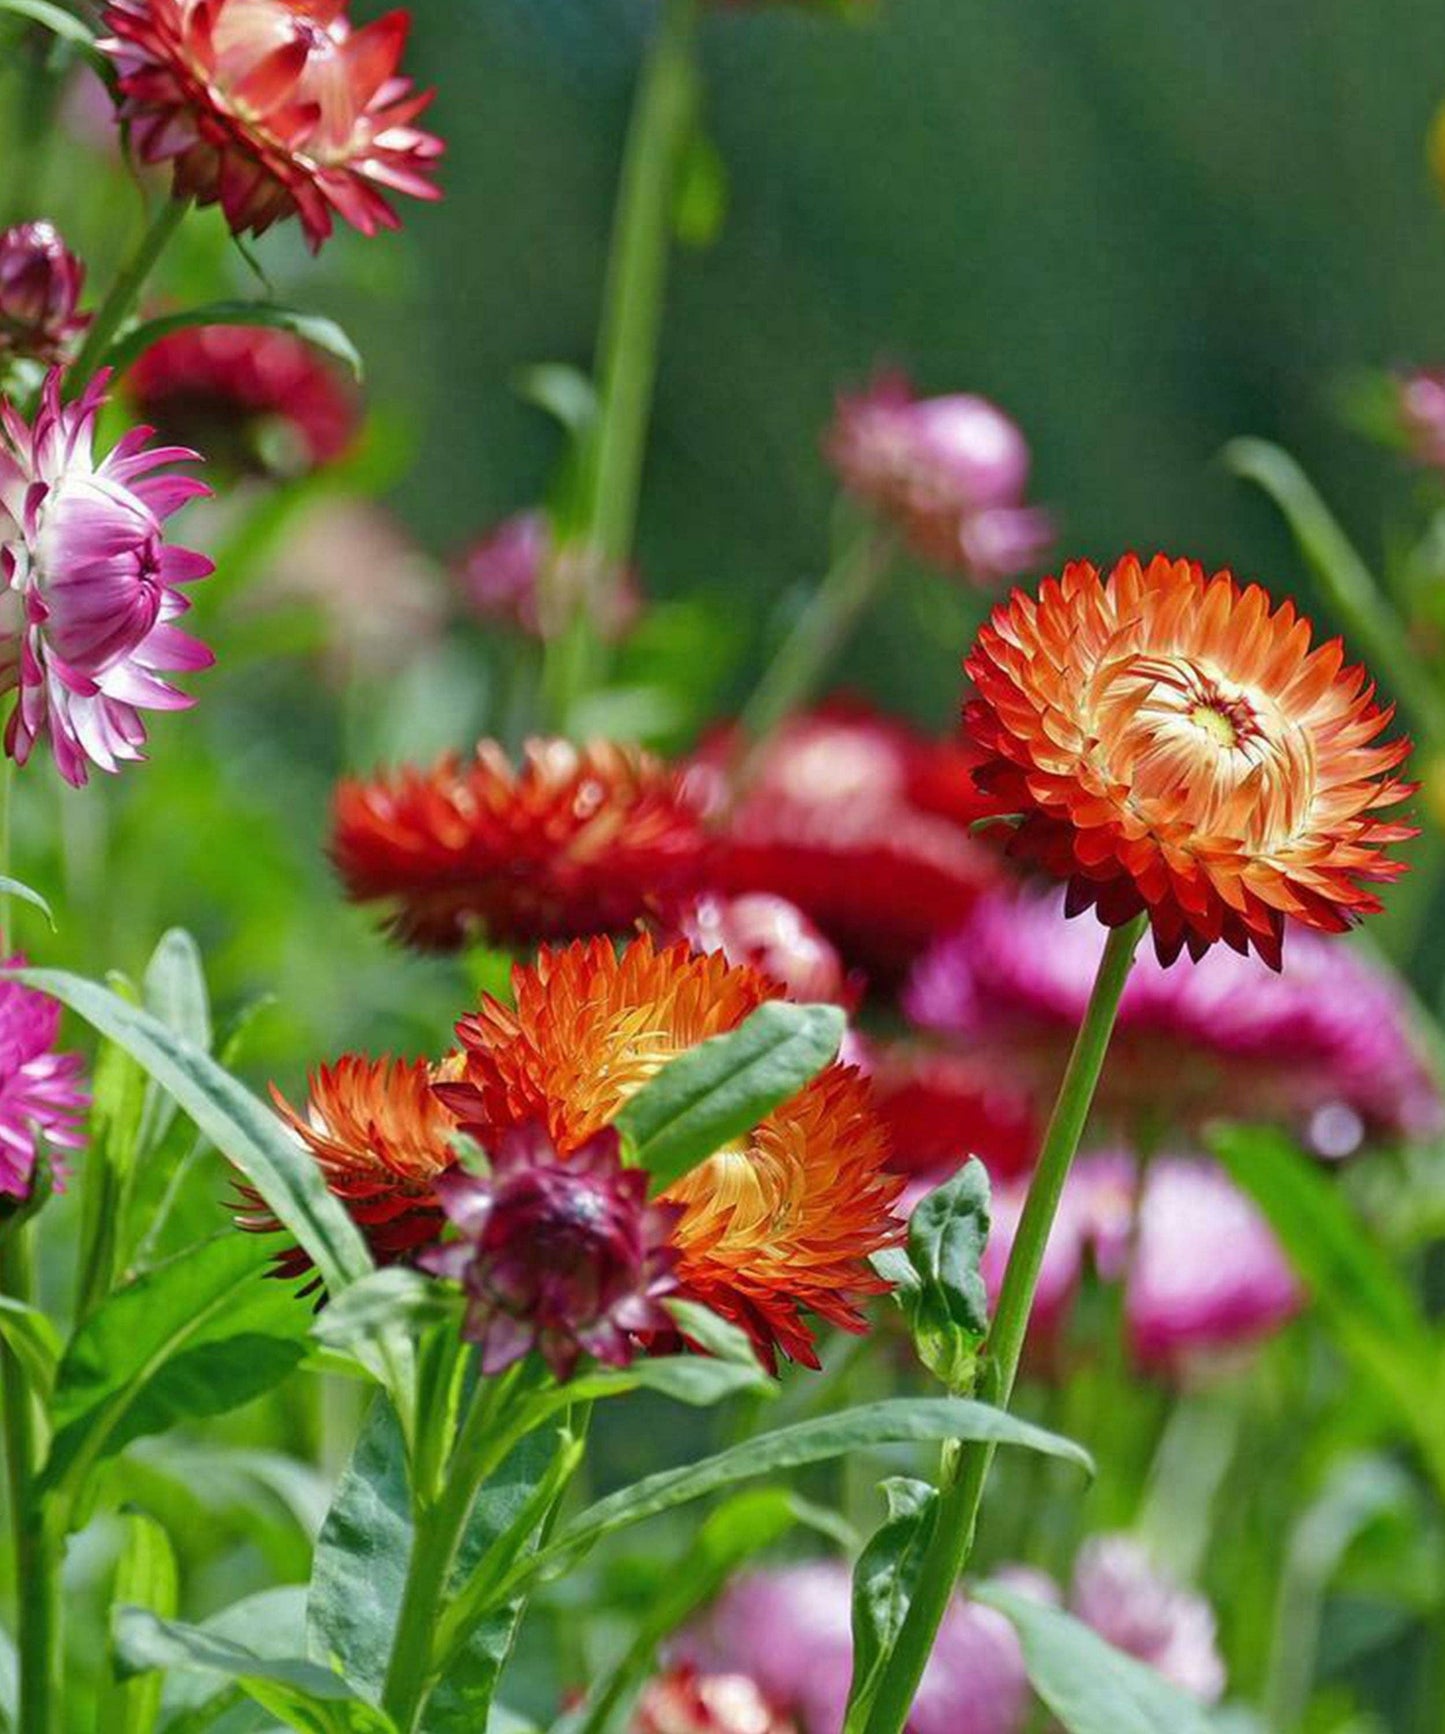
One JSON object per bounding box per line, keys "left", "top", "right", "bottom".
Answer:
{"left": 243, "top": 1053, "right": 457, "bottom": 1284}
{"left": 0, "top": 222, "right": 88, "bottom": 363}
{"left": 331, "top": 738, "right": 711, "bottom": 953}
{"left": 682, "top": 1563, "right": 1029, "bottom": 1734}
{"left": 697, "top": 704, "right": 999, "bottom": 980}
{"left": 908, "top": 885, "right": 1442, "bottom": 1156}
{"left": 0, "top": 961, "right": 87, "bottom": 1201}
{"left": 665, "top": 892, "right": 852, "bottom": 1005}
{"left": 0, "top": 370, "right": 213, "bottom": 786}
{"left": 457, "top": 510, "right": 643, "bottom": 642}
{"left": 421, "top": 1120, "right": 677, "bottom": 1381}
{"left": 100, "top": 0, "right": 443, "bottom": 252}
{"left": 965, "top": 554, "right": 1415, "bottom": 965}
{"left": 1069, "top": 1536, "right": 1225, "bottom": 1703}
{"left": 978, "top": 1153, "right": 1301, "bottom": 1377}
{"left": 825, "top": 374, "right": 1052, "bottom": 584}
{"left": 439, "top": 934, "right": 903, "bottom": 1369}
{"left": 859, "top": 1038, "right": 1039, "bottom": 1191}
{"left": 125, "top": 323, "right": 360, "bottom": 477}
{"left": 632, "top": 1668, "right": 796, "bottom": 1734}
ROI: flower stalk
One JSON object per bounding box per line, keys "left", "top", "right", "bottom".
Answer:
{"left": 856, "top": 911, "right": 1148, "bottom": 1734}
{"left": 68, "top": 197, "right": 189, "bottom": 387}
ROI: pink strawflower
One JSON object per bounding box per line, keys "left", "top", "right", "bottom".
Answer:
{"left": 632, "top": 1667, "right": 797, "bottom": 1734}
{"left": 665, "top": 893, "right": 851, "bottom": 1006}
{"left": 978, "top": 1153, "right": 1301, "bottom": 1377}
{"left": 457, "top": 510, "right": 642, "bottom": 642}
{"left": 907, "top": 885, "right": 1441, "bottom": 1157}
{"left": 1069, "top": 1536, "right": 1226, "bottom": 1704}
{"left": 0, "top": 370, "right": 214, "bottom": 786}
{"left": 1397, "top": 369, "right": 1445, "bottom": 472}
{"left": 824, "top": 373, "right": 1053, "bottom": 584}
{"left": 420, "top": 1120, "right": 679, "bottom": 1382}
{"left": 682, "top": 1562, "right": 1029, "bottom": 1734}
{"left": 0, "top": 960, "right": 88, "bottom": 1201}
{"left": 0, "top": 222, "right": 89, "bottom": 364}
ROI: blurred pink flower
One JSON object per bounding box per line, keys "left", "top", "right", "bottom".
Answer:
{"left": 664, "top": 892, "right": 851, "bottom": 1006}
{"left": 0, "top": 960, "right": 87, "bottom": 1201}
{"left": 906, "top": 885, "right": 1441, "bottom": 1157}
{"left": 682, "top": 1562, "right": 1029, "bottom": 1734}
{"left": 1396, "top": 369, "right": 1445, "bottom": 471}
{"left": 825, "top": 374, "right": 1053, "bottom": 584}
{"left": 979, "top": 1153, "right": 1301, "bottom": 1377}
{"left": 0, "top": 222, "right": 88, "bottom": 364}
{"left": 456, "top": 510, "right": 642, "bottom": 641}
{"left": 0, "top": 370, "right": 213, "bottom": 785}
{"left": 1069, "top": 1536, "right": 1226, "bottom": 1703}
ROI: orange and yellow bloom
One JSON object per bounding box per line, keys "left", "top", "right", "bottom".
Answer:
{"left": 964, "top": 553, "right": 1415, "bottom": 966}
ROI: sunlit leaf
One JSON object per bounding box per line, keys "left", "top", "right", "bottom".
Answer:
{"left": 105, "top": 302, "right": 363, "bottom": 383}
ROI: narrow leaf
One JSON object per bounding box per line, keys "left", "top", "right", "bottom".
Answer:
{"left": 976, "top": 1583, "right": 1213, "bottom": 1734}
{"left": 13, "top": 967, "right": 374, "bottom": 1296}
{"left": 137, "top": 928, "right": 213, "bottom": 1153}
{"left": 99, "top": 1512, "right": 178, "bottom": 1734}
{"left": 0, "top": 875, "right": 54, "bottom": 929}
{"left": 0, "top": 1295, "right": 60, "bottom": 1397}
{"left": 843, "top": 1479, "right": 939, "bottom": 1733}
{"left": 106, "top": 302, "right": 363, "bottom": 384}
{"left": 0, "top": 0, "right": 100, "bottom": 52}
{"left": 617, "top": 1001, "right": 845, "bottom": 1193}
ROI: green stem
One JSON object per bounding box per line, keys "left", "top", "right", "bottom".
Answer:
{"left": 0, "top": 751, "right": 13, "bottom": 957}
{"left": 380, "top": 1367, "right": 533, "bottom": 1732}
{"left": 731, "top": 526, "right": 893, "bottom": 792}
{"left": 858, "top": 913, "right": 1148, "bottom": 1734}
{"left": 0, "top": 1226, "right": 60, "bottom": 1734}
{"left": 541, "top": 0, "right": 700, "bottom": 730}
{"left": 69, "top": 197, "right": 189, "bottom": 386}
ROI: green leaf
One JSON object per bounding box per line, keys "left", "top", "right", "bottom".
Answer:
{"left": 0, "top": 1295, "right": 60, "bottom": 1398}
{"left": 310, "top": 1267, "right": 460, "bottom": 1364}
{"left": 0, "top": 875, "right": 54, "bottom": 930}
{"left": 559, "top": 1303, "right": 776, "bottom": 1409}
{"left": 105, "top": 303, "right": 363, "bottom": 384}
{"left": 13, "top": 967, "right": 374, "bottom": 1297}
{"left": 159, "top": 1587, "right": 308, "bottom": 1730}
{"left": 0, "top": 0, "right": 101, "bottom": 57}
{"left": 843, "top": 1479, "right": 939, "bottom": 1734}
{"left": 506, "top": 1398, "right": 1090, "bottom": 1598}
{"left": 137, "top": 928, "right": 213, "bottom": 1154}
{"left": 512, "top": 363, "right": 598, "bottom": 436}
{"left": 42, "top": 1233, "right": 309, "bottom": 1510}
{"left": 1210, "top": 1125, "right": 1444, "bottom": 1464}
{"left": 98, "top": 1512, "right": 178, "bottom": 1734}
{"left": 114, "top": 1609, "right": 395, "bottom": 1734}
{"left": 877, "top": 1159, "right": 990, "bottom": 1394}
{"left": 617, "top": 1001, "right": 846, "bottom": 1194}
{"left": 672, "top": 126, "right": 729, "bottom": 248}
{"left": 975, "top": 1583, "right": 1213, "bottom": 1734}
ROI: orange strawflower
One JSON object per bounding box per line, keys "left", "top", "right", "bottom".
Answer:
{"left": 965, "top": 553, "right": 1416, "bottom": 966}
{"left": 330, "top": 738, "right": 711, "bottom": 952}
{"left": 241, "top": 1053, "right": 457, "bottom": 1284}
{"left": 439, "top": 934, "right": 903, "bottom": 1369}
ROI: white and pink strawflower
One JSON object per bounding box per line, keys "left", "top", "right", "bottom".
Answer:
{"left": 0, "top": 370, "right": 214, "bottom": 786}
{"left": 0, "top": 960, "right": 87, "bottom": 1202}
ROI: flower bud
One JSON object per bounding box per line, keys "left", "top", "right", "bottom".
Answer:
{"left": 0, "top": 222, "right": 87, "bottom": 362}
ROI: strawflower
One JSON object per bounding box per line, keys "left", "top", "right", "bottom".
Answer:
{"left": 243, "top": 1053, "right": 456, "bottom": 1284}
{"left": 664, "top": 891, "right": 852, "bottom": 1005}
{"left": 859, "top": 1039, "right": 1039, "bottom": 1192}
{"left": 421, "top": 1120, "right": 677, "bottom": 1381}
{"left": 100, "top": 0, "right": 444, "bottom": 251}
{"left": 438, "top": 934, "right": 903, "bottom": 1369}
{"left": 907, "top": 885, "right": 1442, "bottom": 1157}
{"left": 125, "top": 323, "right": 361, "bottom": 477}
{"left": 0, "top": 961, "right": 88, "bottom": 1201}
{"left": 457, "top": 509, "right": 642, "bottom": 641}
{"left": 1069, "top": 1536, "right": 1226, "bottom": 1703}
{"left": 825, "top": 373, "right": 1052, "bottom": 584}
{"left": 632, "top": 1668, "right": 797, "bottom": 1734}
{"left": 681, "top": 1562, "right": 1029, "bottom": 1734}
{"left": 0, "top": 369, "right": 213, "bottom": 786}
{"left": 965, "top": 553, "right": 1415, "bottom": 965}
{"left": 0, "top": 222, "right": 88, "bottom": 364}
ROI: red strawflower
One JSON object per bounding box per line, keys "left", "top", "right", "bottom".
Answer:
{"left": 100, "top": 0, "right": 443, "bottom": 252}
{"left": 330, "top": 738, "right": 712, "bottom": 953}
{"left": 965, "top": 553, "right": 1416, "bottom": 965}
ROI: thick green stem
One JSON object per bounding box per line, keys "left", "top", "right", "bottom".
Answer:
{"left": 542, "top": 0, "right": 700, "bottom": 729}
{"left": 69, "top": 197, "right": 189, "bottom": 386}
{"left": 858, "top": 913, "right": 1148, "bottom": 1734}
{"left": 731, "top": 527, "right": 893, "bottom": 792}
{"left": 1, "top": 1227, "right": 59, "bottom": 1734}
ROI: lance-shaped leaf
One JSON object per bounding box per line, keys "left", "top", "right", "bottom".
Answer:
{"left": 875, "top": 1159, "right": 990, "bottom": 1394}
{"left": 98, "top": 1513, "right": 178, "bottom": 1734}
{"left": 105, "top": 302, "right": 363, "bottom": 384}
{"left": 0, "top": 874, "right": 54, "bottom": 929}
{"left": 617, "top": 1000, "right": 846, "bottom": 1194}
{"left": 843, "top": 1479, "right": 939, "bottom": 1734}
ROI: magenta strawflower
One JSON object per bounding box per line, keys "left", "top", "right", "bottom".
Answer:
{"left": 1069, "top": 1536, "right": 1225, "bottom": 1703}
{"left": 0, "top": 960, "right": 88, "bottom": 1201}
{"left": 824, "top": 373, "right": 1053, "bottom": 584}
{"left": 907, "top": 885, "right": 1441, "bottom": 1157}
{"left": 666, "top": 892, "right": 851, "bottom": 1005}
{"left": 0, "top": 369, "right": 214, "bottom": 786}
{"left": 978, "top": 1153, "right": 1300, "bottom": 1377}
{"left": 457, "top": 510, "right": 642, "bottom": 642}
{"left": 420, "top": 1120, "right": 679, "bottom": 1381}
{"left": 682, "top": 1563, "right": 1028, "bottom": 1734}
{"left": 0, "top": 222, "right": 88, "bottom": 364}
